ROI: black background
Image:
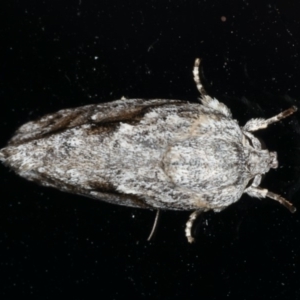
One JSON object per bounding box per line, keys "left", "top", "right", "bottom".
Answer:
{"left": 1, "top": 0, "right": 300, "bottom": 299}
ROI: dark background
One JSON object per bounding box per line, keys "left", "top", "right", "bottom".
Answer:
{"left": 1, "top": 0, "right": 300, "bottom": 299}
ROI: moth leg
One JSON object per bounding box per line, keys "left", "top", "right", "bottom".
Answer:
{"left": 245, "top": 186, "right": 296, "bottom": 213}
{"left": 243, "top": 106, "right": 297, "bottom": 132}
{"left": 185, "top": 209, "right": 203, "bottom": 243}
{"left": 193, "top": 58, "right": 207, "bottom": 96}
{"left": 147, "top": 209, "right": 160, "bottom": 241}
{"left": 267, "top": 191, "right": 296, "bottom": 213}
{"left": 192, "top": 58, "right": 232, "bottom": 117}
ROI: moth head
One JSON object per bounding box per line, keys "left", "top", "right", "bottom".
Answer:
{"left": 247, "top": 149, "right": 278, "bottom": 176}
{"left": 242, "top": 130, "right": 279, "bottom": 174}
{"left": 269, "top": 151, "right": 278, "bottom": 169}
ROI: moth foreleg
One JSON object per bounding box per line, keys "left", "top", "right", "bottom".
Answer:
{"left": 243, "top": 106, "right": 297, "bottom": 132}
{"left": 245, "top": 186, "right": 296, "bottom": 213}
{"left": 266, "top": 191, "right": 296, "bottom": 213}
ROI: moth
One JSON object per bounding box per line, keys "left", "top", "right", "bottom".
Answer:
{"left": 0, "top": 59, "right": 297, "bottom": 243}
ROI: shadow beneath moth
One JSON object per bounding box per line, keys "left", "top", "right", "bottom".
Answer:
{"left": 0, "top": 59, "right": 297, "bottom": 243}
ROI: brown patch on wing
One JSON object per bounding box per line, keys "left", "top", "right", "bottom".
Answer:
{"left": 28, "top": 170, "right": 151, "bottom": 209}
{"left": 87, "top": 180, "right": 151, "bottom": 209}
{"left": 8, "top": 100, "right": 189, "bottom": 146}
{"left": 8, "top": 108, "right": 87, "bottom": 146}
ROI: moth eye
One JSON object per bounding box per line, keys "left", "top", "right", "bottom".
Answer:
{"left": 246, "top": 178, "right": 254, "bottom": 188}
{"left": 245, "top": 136, "right": 254, "bottom": 147}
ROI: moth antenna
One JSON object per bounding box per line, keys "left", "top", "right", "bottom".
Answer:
{"left": 267, "top": 191, "right": 297, "bottom": 213}
{"left": 147, "top": 209, "right": 160, "bottom": 241}
{"left": 185, "top": 210, "right": 203, "bottom": 243}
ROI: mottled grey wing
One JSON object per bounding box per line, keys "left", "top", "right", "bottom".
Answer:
{"left": 1, "top": 99, "right": 186, "bottom": 209}
{"left": 7, "top": 99, "right": 185, "bottom": 146}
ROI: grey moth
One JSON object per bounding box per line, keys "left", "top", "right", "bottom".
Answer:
{"left": 0, "top": 58, "right": 296, "bottom": 243}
